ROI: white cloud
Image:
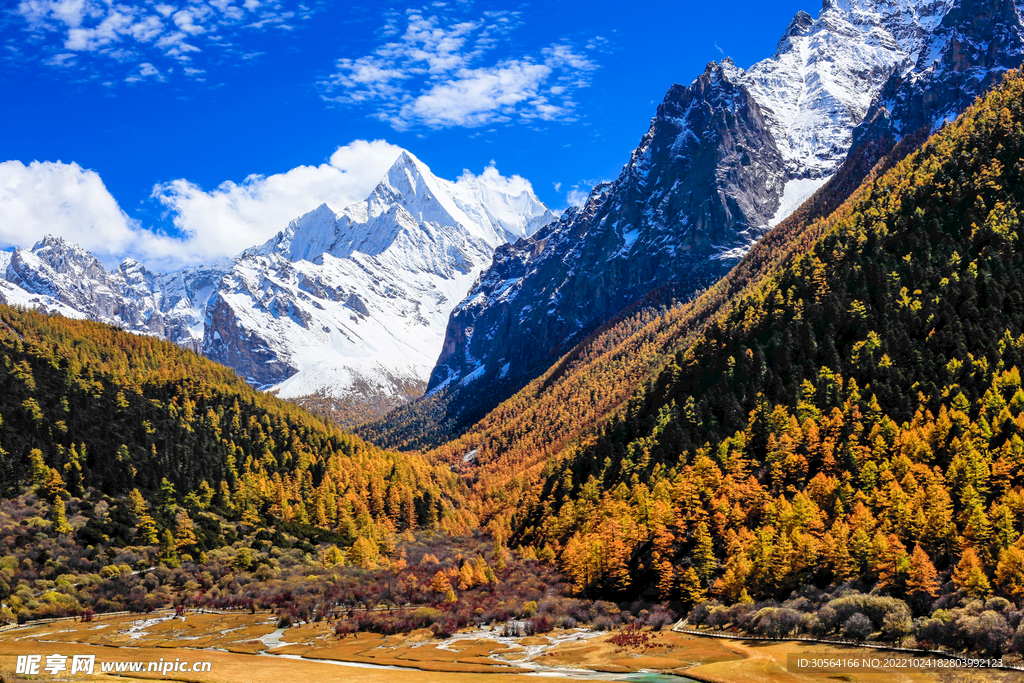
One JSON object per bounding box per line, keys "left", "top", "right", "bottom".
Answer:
{"left": 399, "top": 61, "right": 553, "bottom": 128}
{"left": 456, "top": 161, "right": 535, "bottom": 197}
{"left": 566, "top": 187, "right": 590, "bottom": 207}
{"left": 0, "top": 159, "right": 152, "bottom": 261}
{"left": 149, "top": 139, "right": 405, "bottom": 267}
{"left": 16, "top": 0, "right": 309, "bottom": 80}
{"left": 125, "top": 61, "right": 162, "bottom": 82}
{"left": 321, "top": 10, "right": 597, "bottom": 129}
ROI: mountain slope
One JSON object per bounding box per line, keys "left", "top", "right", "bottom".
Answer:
{"left": 459, "top": 69, "right": 1024, "bottom": 603}
{"left": 427, "top": 61, "right": 787, "bottom": 398}
{"left": 396, "top": 105, "right": 919, "bottom": 505}
{"left": 370, "top": 0, "right": 990, "bottom": 448}
{"left": 0, "top": 304, "right": 469, "bottom": 534}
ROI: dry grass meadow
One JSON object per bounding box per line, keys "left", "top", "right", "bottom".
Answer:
{"left": 0, "top": 612, "right": 1020, "bottom": 683}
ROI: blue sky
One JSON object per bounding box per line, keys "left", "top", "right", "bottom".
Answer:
{"left": 1, "top": 0, "right": 809, "bottom": 270}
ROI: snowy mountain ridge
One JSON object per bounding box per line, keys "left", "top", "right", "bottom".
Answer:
{"left": 729, "top": 0, "right": 958, "bottom": 223}
{"left": 1, "top": 234, "right": 228, "bottom": 349}
{"left": 0, "top": 151, "right": 555, "bottom": 419}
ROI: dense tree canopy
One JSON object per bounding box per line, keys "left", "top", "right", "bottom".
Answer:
{"left": 0, "top": 306, "right": 470, "bottom": 539}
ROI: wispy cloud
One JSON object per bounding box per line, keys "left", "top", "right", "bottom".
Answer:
{"left": 566, "top": 187, "right": 590, "bottom": 207}
{"left": 14, "top": 0, "right": 310, "bottom": 81}
{"left": 565, "top": 176, "right": 612, "bottom": 208}
{"left": 320, "top": 9, "right": 599, "bottom": 130}
{"left": 125, "top": 61, "right": 163, "bottom": 82}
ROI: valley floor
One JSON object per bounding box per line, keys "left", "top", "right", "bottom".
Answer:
{"left": 0, "top": 611, "right": 1018, "bottom": 683}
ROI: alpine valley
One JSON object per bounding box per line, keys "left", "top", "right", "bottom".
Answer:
{"left": 4, "top": 0, "right": 1024, "bottom": 673}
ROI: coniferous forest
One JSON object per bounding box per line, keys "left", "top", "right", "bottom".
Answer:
{"left": 3, "top": 69, "right": 1024, "bottom": 662}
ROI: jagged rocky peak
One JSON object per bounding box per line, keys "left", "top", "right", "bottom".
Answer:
{"left": 5, "top": 236, "right": 105, "bottom": 300}
{"left": 20, "top": 235, "right": 104, "bottom": 276}
{"left": 736, "top": 0, "right": 955, "bottom": 185}
{"left": 116, "top": 257, "right": 147, "bottom": 275}
{"left": 355, "top": 150, "right": 555, "bottom": 246}
{"left": 114, "top": 258, "right": 157, "bottom": 290}
{"left": 646, "top": 60, "right": 788, "bottom": 239}
{"left": 778, "top": 10, "right": 814, "bottom": 49}
{"left": 371, "top": 151, "right": 438, "bottom": 209}
{"left": 423, "top": 58, "right": 788, "bottom": 420}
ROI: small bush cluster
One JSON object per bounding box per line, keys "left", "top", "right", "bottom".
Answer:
{"left": 692, "top": 585, "right": 1024, "bottom": 658}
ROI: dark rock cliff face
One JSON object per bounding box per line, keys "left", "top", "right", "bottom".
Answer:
{"left": 425, "top": 63, "right": 786, "bottom": 432}
{"left": 202, "top": 292, "right": 298, "bottom": 387}
{"left": 849, "top": 0, "right": 1024, "bottom": 164}
{"left": 388, "top": 0, "right": 1024, "bottom": 450}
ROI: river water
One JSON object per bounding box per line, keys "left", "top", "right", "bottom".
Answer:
{"left": 255, "top": 625, "right": 701, "bottom": 682}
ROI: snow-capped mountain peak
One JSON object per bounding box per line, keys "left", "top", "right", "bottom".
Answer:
{"left": 0, "top": 148, "right": 556, "bottom": 420}
{"left": 254, "top": 202, "right": 341, "bottom": 263}
{"left": 194, "top": 148, "right": 557, "bottom": 408}
{"left": 257, "top": 151, "right": 555, "bottom": 269}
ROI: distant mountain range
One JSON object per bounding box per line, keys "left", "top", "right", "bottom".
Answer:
{"left": 0, "top": 152, "right": 554, "bottom": 422}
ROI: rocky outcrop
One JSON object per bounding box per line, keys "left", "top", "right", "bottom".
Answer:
{"left": 849, "top": 0, "right": 1024, "bottom": 162}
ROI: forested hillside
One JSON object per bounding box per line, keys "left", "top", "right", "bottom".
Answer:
{"left": 443, "top": 70, "right": 1024, "bottom": 621}
{"left": 412, "top": 103, "right": 926, "bottom": 527}
{"left": 0, "top": 306, "right": 469, "bottom": 534}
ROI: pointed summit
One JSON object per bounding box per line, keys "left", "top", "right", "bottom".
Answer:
{"left": 351, "top": 149, "right": 480, "bottom": 239}
{"left": 778, "top": 10, "right": 814, "bottom": 49}
{"left": 378, "top": 150, "right": 429, "bottom": 193}
{"left": 374, "top": 151, "right": 452, "bottom": 209}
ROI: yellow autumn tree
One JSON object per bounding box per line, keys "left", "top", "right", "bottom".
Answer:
{"left": 952, "top": 547, "right": 991, "bottom": 598}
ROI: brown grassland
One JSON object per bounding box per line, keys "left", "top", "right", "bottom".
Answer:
{"left": 0, "top": 612, "right": 1021, "bottom": 683}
